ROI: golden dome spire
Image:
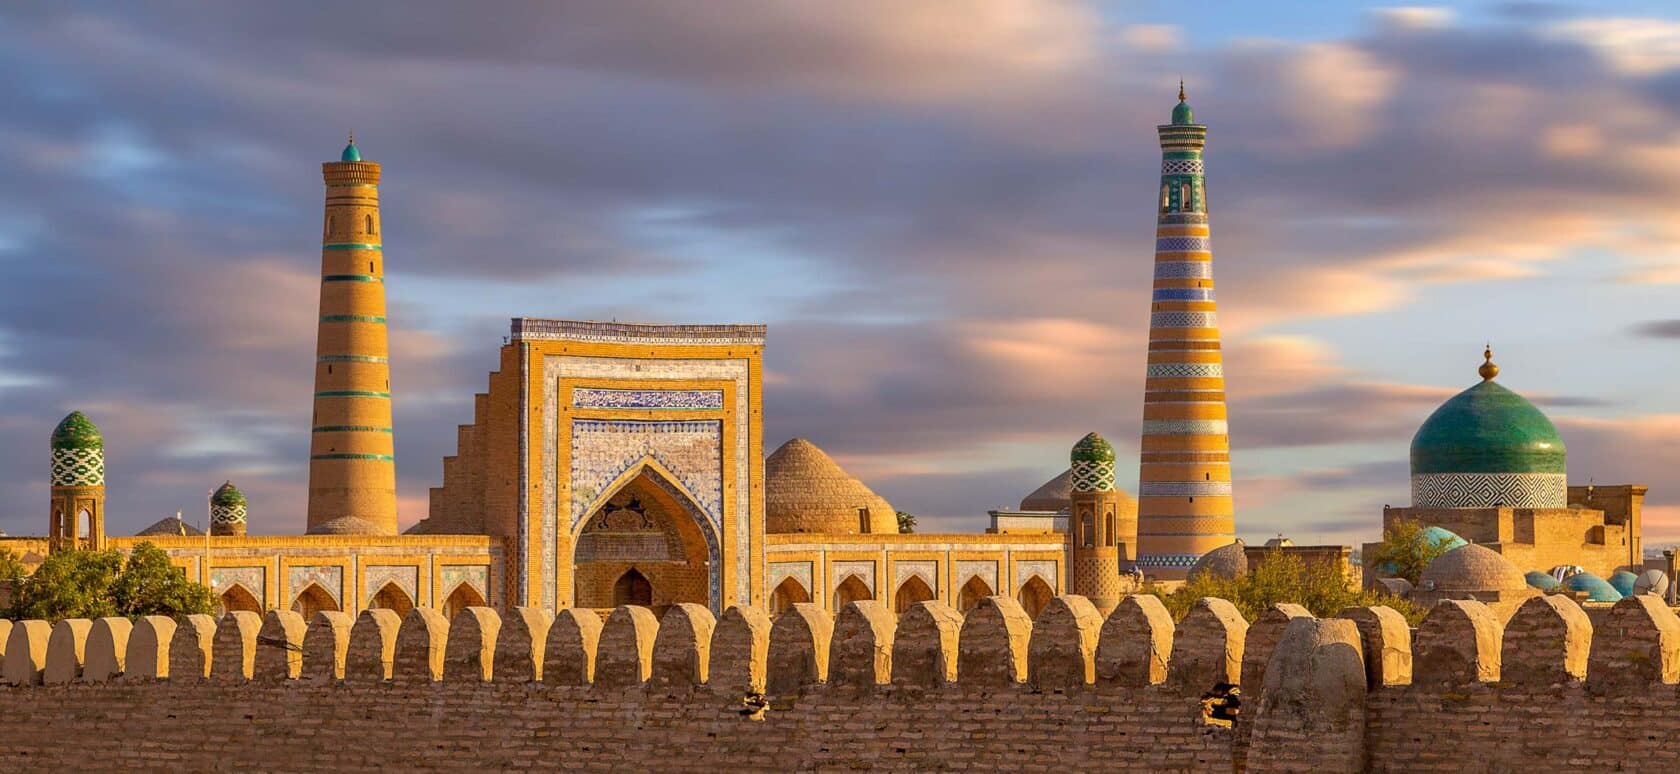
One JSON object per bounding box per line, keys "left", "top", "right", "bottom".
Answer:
{"left": 1178, "top": 78, "right": 1186, "bottom": 102}
{"left": 1479, "top": 344, "right": 1498, "bottom": 381}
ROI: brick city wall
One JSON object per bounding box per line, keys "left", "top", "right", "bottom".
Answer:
{"left": 0, "top": 592, "right": 1677, "bottom": 771}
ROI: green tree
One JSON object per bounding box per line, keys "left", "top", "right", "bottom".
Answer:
{"left": 1156, "top": 549, "right": 1425, "bottom": 626}
{"left": 111, "top": 542, "right": 217, "bottom": 618}
{"left": 6, "top": 547, "right": 123, "bottom": 621}
{"left": 1363, "top": 518, "right": 1456, "bottom": 586}
{"left": 5, "top": 543, "right": 216, "bottom": 622}
{"left": 0, "top": 547, "right": 26, "bottom": 582}
{"left": 896, "top": 511, "right": 917, "bottom": 534}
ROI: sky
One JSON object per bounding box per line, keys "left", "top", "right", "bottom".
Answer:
{"left": 5, "top": 1, "right": 1680, "bottom": 546}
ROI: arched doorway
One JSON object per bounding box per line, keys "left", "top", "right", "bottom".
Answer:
{"left": 572, "top": 466, "right": 714, "bottom": 615}
{"left": 369, "top": 582, "right": 414, "bottom": 617}
{"left": 834, "top": 574, "right": 872, "bottom": 613}
{"left": 770, "top": 577, "right": 810, "bottom": 617}
{"left": 219, "top": 583, "right": 262, "bottom": 616}
{"left": 893, "top": 575, "right": 935, "bottom": 614}
{"left": 1017, "top": 575, "right": 1053, "bottom": 619}
{"left": 441, "top": 583, "right": 488, "bottom": 620}
{"left": 291, "top": 583, "right": 338, "bottom": 620}
{"left": 957, "top": 576, "right": 993, "bottom": 613}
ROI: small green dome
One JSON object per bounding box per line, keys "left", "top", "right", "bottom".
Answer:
{"left": 1070, "top": 432, "right": 1115, "bottom": 464}
{"left": 1171, "top": 100, "right": 1194, "bottom": 125}
{"left": 1410, "top": 379, "right": 1564, "bottom": 476}
{"left": 51, "top": 411, "right": 102, "bottom": 450}
{"left": 212, "top": 481, "right": 246, "bottom": 507}
{"left": 1608, "top": 570, "right": 1639, "bottom": 597}
{"left": 341, "top": 137, "right": 361, "bottom": 162}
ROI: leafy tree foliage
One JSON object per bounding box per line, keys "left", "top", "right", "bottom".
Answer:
{"left": 1363, "top": 518, "right": 1456, "bottom": 586}
{"left": 5, "top": 543, "right": 216, "bottom": 622}
{"left": 1155, "top": 549, "right": 1425, "bottom": 626}
{"left": 0, "top": 547, "right": 26, "bottom": 581}
{"left": 896, "top": 511, "right": 917, "bottom": 534}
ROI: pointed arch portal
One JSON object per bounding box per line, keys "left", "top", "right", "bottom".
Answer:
{"left": 572, "top": 463, "right": 717, "bottom": 614}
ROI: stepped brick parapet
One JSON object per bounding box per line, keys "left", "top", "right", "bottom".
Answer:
{"left": 1, "top": 594, "right": 1679, "bottom": 771}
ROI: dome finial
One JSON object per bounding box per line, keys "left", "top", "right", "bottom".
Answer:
{"left": 1178, "top": 78, "right": 1186, "bottom": 103}
{"left": 1479, "top": 343, "right": 1498, "bottom": 381}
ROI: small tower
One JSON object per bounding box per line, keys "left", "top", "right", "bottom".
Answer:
{"left": 1069, "top": 433, "right": 1129, "bottom": 616}
{"left": 49, "top": 411, "right": 106, "bottom": 552}
{"left": 210, "top": 481, "right": 248, "bottom": 537}
{"left": 307, "top": 135, "right": 398, "bottom": 535}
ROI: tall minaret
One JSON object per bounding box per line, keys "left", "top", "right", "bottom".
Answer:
{"left": 1136, "top": 84, "right": 1236, "bottom": 579}
{"left": 306, "top": 137, "right": 397, "bottom": 535}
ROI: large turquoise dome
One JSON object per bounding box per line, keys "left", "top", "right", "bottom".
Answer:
{"left": 1409, "top": 351, "right": 1566, "bottom": 508}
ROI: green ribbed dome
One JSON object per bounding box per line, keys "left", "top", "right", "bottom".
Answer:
{"left": 1410, "top": 379, "right": 1565, "bottom": 476}
{"left": 341, "top": 139, "right": 361, "bottom": 162}
{"left": 1070, "top": 432, "right": 1115, "bottom": 463}
{"left": 51, "top": 411, "right": 102, "bottom": 450}
{"left": 212, "top": 481, "right": 246, "bottom": 507}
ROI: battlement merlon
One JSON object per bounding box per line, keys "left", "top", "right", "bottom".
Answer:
{"left": 509, "top": 319, "right": 767, "bottom": 346}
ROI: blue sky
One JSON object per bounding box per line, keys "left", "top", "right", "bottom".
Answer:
{"left": 4, "top": 1, "right": 1680, "bottom": 546}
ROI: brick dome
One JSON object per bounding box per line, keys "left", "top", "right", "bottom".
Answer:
{"left": 765, "top": 438, "right": 897, "bottom": 535}
{"left": 1020, "top": 470, "right": 1072, "bottom": 512}
{"left": 1419, "top": 544, "right": 1528, "bottom": 593}
{"left": 1189, "top": 540, "right": 1247, "bottom": 580}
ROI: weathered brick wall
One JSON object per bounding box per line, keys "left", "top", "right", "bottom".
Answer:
{"left": 3, "top": 592, "right": 1677, "bottom": 772}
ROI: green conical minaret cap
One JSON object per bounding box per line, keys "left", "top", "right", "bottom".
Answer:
{"left": 51, "top": 411, "right": 102, "bottom": 450}
{"left": 1071, "top": 432, "right": 1116, "bottom": 463}
{"left": 212, "top": 480, "right": 247, "bottom": 507}
{"left": 1171, "top": 80, "right": 1194, "bottom": 125}
{"left": 340, "top": 132, "right": 361, "bottom": 162}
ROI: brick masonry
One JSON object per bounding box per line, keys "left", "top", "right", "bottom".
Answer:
{"left": 2, "top": 592, "right": 1678, "bottom": 772}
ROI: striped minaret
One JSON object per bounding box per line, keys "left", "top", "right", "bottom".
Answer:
{"left": 1136, "top": 84, "right": 1235, "bottom": 579}
{"left": 306, "top": 136, "right": 397, "bottom": 535}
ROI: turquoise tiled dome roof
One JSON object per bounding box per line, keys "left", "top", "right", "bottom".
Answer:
{"left": 1608, "top": 570, "right": 1639, "bottom": 597}
{"left": 1419, "top": 526, "right": 1468, "bottom": 551}
{"left": 1564, "top": 572, "right": 1621, "bottom": 602}
{"left": 1410, "top": 377, "right": 1564, "bottom": 476}
{"left": 51, "top": 411, "right": 102, "bottom": 450}
{"left": 341, "top": 140, "right": 361, "bottom": 162}
{"left": 1171, "top": 81, "right": 1194, "bottom": 124}
{"left": 1070, "top": 432, "right": 1115, "bottom": 463}
{"left": 1524, "top": 571, "right": 1561, "bottom": 591}
{"left": 212, "top": 481, "right": 246, "bottom": 507}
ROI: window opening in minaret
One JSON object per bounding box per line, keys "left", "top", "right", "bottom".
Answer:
{"left": 366, "top": 214, "right": 376, "bottom": 235}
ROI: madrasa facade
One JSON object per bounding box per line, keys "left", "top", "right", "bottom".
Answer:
{"left": 8, "top": 90, "right": 1651, "bottom": 623}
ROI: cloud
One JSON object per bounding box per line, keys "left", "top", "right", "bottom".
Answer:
{"left": 1549, "top": 17, "right": 1680, "bottom": 74}
{"left": 1633, "top": 320, "right": 1680, "bottom": 339}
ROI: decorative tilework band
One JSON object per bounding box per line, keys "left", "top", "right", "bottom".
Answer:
{"left": 319, "top": 315, "right": 386, "bottom": 323}
{"left": 312, "top": 425, "right": 394, "bottom": 433}
{"left": 1153, "top": 261, "right": 1213, "bottom": 279}
{"left": 1411, "top": 473, "right": 1566, "bottom": 509}
{"left": 322, "top": 274, "right": 383, "bottom": 283}
{"left": 1160, "top": 159, "right": 1204, "bottom": 175}
{"left": 571, "top": 388, "right": 725, "bottom": 411}
{"left": 322, "top": 243, "right": 382, "bottom": 251}
{"left": 1145, "top": 362, "right": 1223, "bottom": 379}
{"left": 1140, "top": 418, "right": 1229, "bottom": 435}
{"left": 1149, "top": 311, "right": 1217, "bottom": 329}
{"left": 311, "top": 453, "right": 395, "bottom": 461}
{"left": 1135, "top": 553, "right": 1203, "bottom": 569}
{"left": 1138, "top": 480, "right": 1233, "bottom": 497}
{"left": 1152, "top": 287, "right": 1216, "bottom": 302}
{"left": 1070, "top": 459, "right": 1117, "bottom": 493}
{"left": 1156, "top": 236, "right": 1211, "bottom": 252}
{"left": 318, "top": 355, "right": 388, "bottom": 364}
{"left": 50, "top": 447, "right": 105, "bottom": 487}
{"left": 211, "top": 504, "right": 247, "bottom": 524}
{"left": 313, "top": 390, "right": 391, "bottom": 398}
